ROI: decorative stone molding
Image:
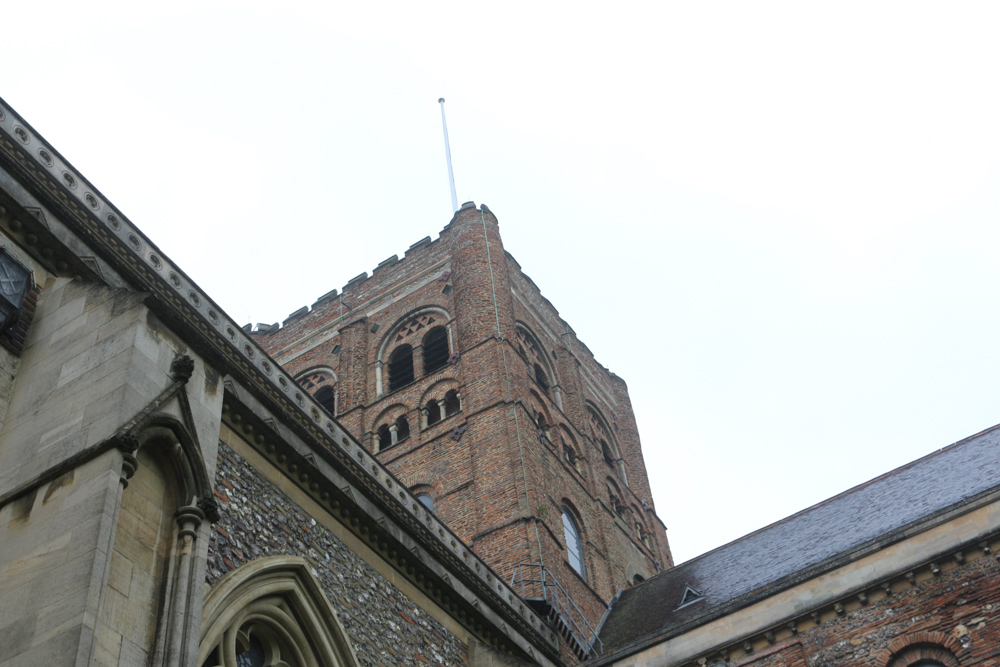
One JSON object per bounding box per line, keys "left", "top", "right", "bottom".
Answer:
{"left": 199, "top": 557, "right": 361, "bottom": 667}
{"left": 220, "top": 388, "right": 561, "bottom": 664}
{"left": 671, "top": 534, "right": 997, "bottom": 667}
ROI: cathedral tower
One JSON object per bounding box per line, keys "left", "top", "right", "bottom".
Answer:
{"left": 257, "top": 202, "right": 671, "bottom": 656}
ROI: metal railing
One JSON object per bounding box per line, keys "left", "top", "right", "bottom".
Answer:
{"left": 510, "top": 563, "right": 604, "bottom": 658}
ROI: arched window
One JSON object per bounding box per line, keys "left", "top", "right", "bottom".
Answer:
{"left": 534, "top": 363, "right": 549, "bottom": 395}
{"left": 416, "top": 493, "right": 435, "bottom": 512}
{"left": 376, "top": 425, "right": 391, "bottom": 452}
{"left": 562, "top": 507, "right": 586, "bottom": 580}
{"left": 297, "top": 369, "right": 338, "bottom": 415}
{"left": 395, "top": 416, "right": 410, "bottom": 442}
{"left": 425, "top": 399, "right": 442, "bottom": 426}
{"left": 879, "top": 633, "right": 962, "bottom": 667}
{"left": 515, "top": 325, "right": 556, "bottom": 397}
{"left": 443, "top": 389, "right": 461, "bottom": 417}
{"left": 422, "top": 326, "right": 449, "bottom": 375}
{"left": 388, "top": 345, "right": 414, "bottom": 391}
{"left": 632, "top": 574, "right": 645, "bottom": 586}
{"left": 314, "top": 385, "right": 336, "bottom": 415}
{"left": 588, "top": 406, "right": 628, "bottom": 485}
{"left": 199, "top": 557, "right": 359, "bottom": 667}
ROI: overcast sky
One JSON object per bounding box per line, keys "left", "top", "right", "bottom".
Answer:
{"left": 5, "top": 2, "right": 1000, "bottom": 563}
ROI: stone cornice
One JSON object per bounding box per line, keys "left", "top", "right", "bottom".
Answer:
{"left": 222, "top": 380, "right": 562, "bottom": 664}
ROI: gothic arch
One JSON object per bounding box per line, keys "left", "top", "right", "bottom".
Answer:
{"left": 199, "top": 556, "right": 360, "bottom": 667}
{"left": 134, "top": 413, "right": 213, "bottom": 504}
{"left": 99, "top": 412, "right": 216, "bottom": 667}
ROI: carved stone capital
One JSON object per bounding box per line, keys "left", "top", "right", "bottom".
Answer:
{"left": 175, "top": 504, "right": 206, "bottom": 538}
{"left": 170, "top": 354, "right": 195, "bottom": 382}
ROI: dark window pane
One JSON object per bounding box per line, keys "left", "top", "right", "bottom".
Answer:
{"left": 423, "top": 327, "right": 449, "bottom": 375}
{"left": 388, "top": 345, "right": 414, "bottom": 391}
{"left": 236, "top": 635, "right": 265, "bottom": 667}
{"left": 314, "top": 385, "right": 336, "bottom": 414}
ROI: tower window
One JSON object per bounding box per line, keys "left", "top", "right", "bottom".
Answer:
{"left": 444, "top": 389, "right": 461, "bottom": 417}
{"left": 388, "top": 345, "right": 414, "bottom": 391}
{"left": 395, "top": 416, "right": 410, "bottom": 442}
{"left": 423, "top": 327, "right": 449, "bottom": 374}
{"left": 534, "top": 363, "right": 549, "bottom": 394}
{"left": 416, "top": 493, "right": 435, "bottom": 512}
{"left": 314, "top": 385, "right": 336, "bottom": 414}
{"left": 425, "top": 399, "right": 442, "bottom": 426}
{"left": 376, "top": 425, "right": 391, "bottom": 452}
{"left": 562, "top": 507, "right": 586, "bottom": 580}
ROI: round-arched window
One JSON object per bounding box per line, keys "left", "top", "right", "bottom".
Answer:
{"left": 562, "top": 507, "right": 586, "bottom": 580}
{"left": 416, "top": 493, "right": 435, "bottom": 512}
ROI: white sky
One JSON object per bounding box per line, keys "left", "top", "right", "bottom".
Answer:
{"left": 5, "top": 1, "right": 1000, "bottom": 563}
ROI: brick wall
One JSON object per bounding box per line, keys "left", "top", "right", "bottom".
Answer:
{"left": 255, "top": 204, "right": 673, "bottom": 641}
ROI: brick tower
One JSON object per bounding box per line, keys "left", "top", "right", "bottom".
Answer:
{"left": 256, "top": 202, "right": 672, "bottom": 658}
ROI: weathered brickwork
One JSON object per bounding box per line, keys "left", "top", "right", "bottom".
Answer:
{"left": 695, "top": 551, "right": 1000, "bottom": 667}
{"left": 207, "top": 441, "right": 470, "bottom": 667}
{"left": 255, "top": 204, "right": 672, "bottom": 646}
{"left": 798, "top": 554, "right": 1000, "bottom": 667}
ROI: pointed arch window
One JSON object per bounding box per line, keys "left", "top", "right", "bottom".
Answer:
{"left": 562, "top": 507, "right": 586, "bottom": 580}
{"left": 199, "top": 557, "right": 359, "bottom": 667}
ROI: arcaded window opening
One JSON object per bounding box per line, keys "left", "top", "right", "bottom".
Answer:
{"left": 395, "top": 416, "right": 410, "bottom": 442}
{"left": 376, "top": 425, "right": 391, "bottom": 452}
{"left": 588, "top": 405, "right": 628, "bottom": 486}
{"left": 562, "top": 506, "right": 587, "bottom": 581}
{"left": 314, "top": 386, "right": 336, "bottom": 415}
{"left": 444, "top": 389, "right": 461, "bottom": 417}
{"left": 296, "top": 368, "right": 338, "bottom": 415}
{"left": 534, "top": 363, "right": 549, "bottom": 395}
{"left": 423, "top": 326, "right": 450, "bottom": 375}
{"left": 388, "top": 344, "right": 414, "bottom": 391}
{"left": 425, "top": 399, "right": 442, "bottom": 426}
{"left": 515, "top": 324, "right": 559, "bottom": 407}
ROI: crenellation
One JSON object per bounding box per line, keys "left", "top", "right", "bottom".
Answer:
{"left": 283, "top": 305, "right": 309, "bottom": 325}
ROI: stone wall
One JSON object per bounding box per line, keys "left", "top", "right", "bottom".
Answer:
{"left": 207, "top": 440, "right": 471, "bottom": 667}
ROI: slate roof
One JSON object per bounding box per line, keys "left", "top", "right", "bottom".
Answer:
{"left": 594, "top": 424, "right": 1000, "bottom": 664}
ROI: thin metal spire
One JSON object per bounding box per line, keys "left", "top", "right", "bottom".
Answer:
{"left": 439, "top": 98, "right": 458, "bottom": 213}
